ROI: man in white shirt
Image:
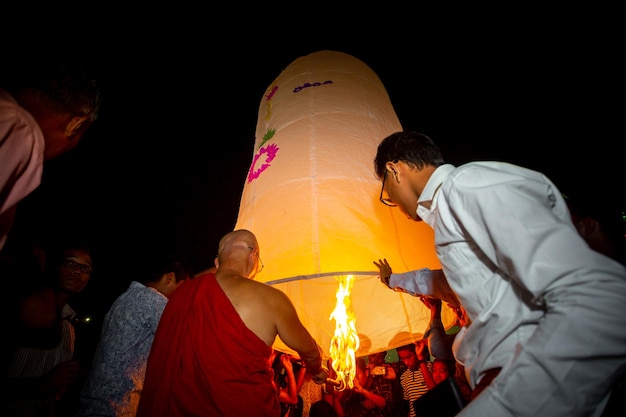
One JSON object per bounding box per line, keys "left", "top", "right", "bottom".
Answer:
{"left": 373, "top": 131, "right": 626, "bottom": 417}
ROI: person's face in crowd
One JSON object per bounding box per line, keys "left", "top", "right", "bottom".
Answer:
{"left": 58, "top": 248, "right": 93, "bottom": 295}
{"left": 18, "top": 90, "right": 94, "bottom": 161}
{"left": 368, "top": 352, "right": 386, "bottom": 367}
{"left": 432, "top": 360, "right": 450, "bottom": 385}
{"left": 354, "top": 364, "right": 368, "bottom": 387}
{"left": 397, "top": 348, "right": 419, "bottom": 371}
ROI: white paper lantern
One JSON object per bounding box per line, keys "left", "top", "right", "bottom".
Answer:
{"left": 235, "top": 50, "right": 456, "bottom": 358}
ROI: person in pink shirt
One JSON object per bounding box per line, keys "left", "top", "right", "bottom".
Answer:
{"left": 0, "top": 63, "right": 100, "bottom": 251}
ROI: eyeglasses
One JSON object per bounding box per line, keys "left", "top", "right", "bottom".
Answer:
{"left": 247, "top": 246, "right": 264, "bottom": 273}
{"left": 62, "top": 259, "right": 94, "bottom": 274}
{"left": 379, "top": 171, "right": 397, "bottom": 207}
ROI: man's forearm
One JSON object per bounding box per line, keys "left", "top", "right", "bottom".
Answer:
{"left": 299, "top": 342, "right": 325, "bottom": 378}
{"left": 390, "top": 268, "right": 461, "bottom": 306}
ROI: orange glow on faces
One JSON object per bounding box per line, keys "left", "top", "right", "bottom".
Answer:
{"left": 329, "top": 275, "right": 360, "bottom": 390}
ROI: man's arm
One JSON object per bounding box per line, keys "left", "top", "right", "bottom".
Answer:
{"left": 415, "top": 341, "right": 436, "bottom": 390}
{"left": 373, "top": 259, "right": 460, "bottom": 306}
{"left": 273, "top": 290, "right": 327, "bottom": 384}
{"left": 421, "top": 297, "right": 456, "bottom": 361}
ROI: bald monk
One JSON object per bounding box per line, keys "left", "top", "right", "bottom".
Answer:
{"left": 136, "top": 229, "right": 328, "bottom": 417}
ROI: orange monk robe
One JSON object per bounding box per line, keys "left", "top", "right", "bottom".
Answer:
{"left": 136, "top": 273, "right": 281, "bottom": 417}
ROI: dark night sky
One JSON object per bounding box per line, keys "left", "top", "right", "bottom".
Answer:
{"left": 5, "top": 9, "right": 624, "bottom": 318}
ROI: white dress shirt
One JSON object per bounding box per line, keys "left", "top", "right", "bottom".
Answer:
{"left": 390, "top": 162, "right": 626, "bottom": 417}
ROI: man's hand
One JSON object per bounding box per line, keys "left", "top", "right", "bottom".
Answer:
{"left": 373, "top": 258, "right": 392, "bottom": 289}
{"left": 414, "top": 340, "right": 428, "bottom": 361}
{"left": 311, "top": 365, "right": 329, "bottom": 385}
{"left": 280, "top": 354, "right": 294, "bottom": 372}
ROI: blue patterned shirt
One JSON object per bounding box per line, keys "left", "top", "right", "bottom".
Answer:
{"left": 77, "top": 281, "right": 168, "bottom": 417}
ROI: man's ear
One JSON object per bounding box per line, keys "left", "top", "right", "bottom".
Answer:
{"left": 389, "top": 163, "right": 401, "bottom": 182}
{"left": 385, "top": 161, "right": 399, "bottom": 181}
{"left": 65, "top": 115, "right": 90, "bottom": 137}
{"left": 159, "top": 271, "right": 175, "bottom": 286}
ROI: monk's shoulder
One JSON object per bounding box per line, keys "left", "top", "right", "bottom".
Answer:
{"left": 247, "top": 279, "right": 284, "bottom": 295}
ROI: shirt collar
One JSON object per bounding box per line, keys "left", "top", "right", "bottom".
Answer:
{"left": 416, "top": 164, "right": 455, "bottom": 227}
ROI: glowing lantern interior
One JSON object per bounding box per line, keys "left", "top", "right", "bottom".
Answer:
{"left": 234, "top": 50, "right": 457, "bottom": 361}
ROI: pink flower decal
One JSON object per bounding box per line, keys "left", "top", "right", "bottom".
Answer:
{"left": 247, "top": 143, "right": 280, "bottom": 183}
{"left": 266, "top": 85, "right": 279, "bottom": 100}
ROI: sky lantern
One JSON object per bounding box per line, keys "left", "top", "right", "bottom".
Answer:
{"left": 234, "top": 50, "right": 456, "bottom": 367}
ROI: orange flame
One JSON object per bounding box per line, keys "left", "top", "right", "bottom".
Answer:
{"left": 329, "top": 274, "right": 360, "bottom": 390}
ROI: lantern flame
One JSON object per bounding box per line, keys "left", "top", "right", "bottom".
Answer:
{"left": 328, "top": 274, "right": 359, "bottom": 390}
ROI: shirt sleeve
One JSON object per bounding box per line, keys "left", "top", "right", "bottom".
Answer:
{"left": 389, "top": 268, "right": 461, "bottom": 306}
{"left": 0, "top": 100, "right": 44, "bottom": 215}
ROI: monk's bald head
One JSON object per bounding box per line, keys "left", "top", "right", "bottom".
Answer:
{"left": 216, "top": 230, "right": 261, "bottom": 278}
{"left": 218, "top": 229, "right": 258, "bottom": 254}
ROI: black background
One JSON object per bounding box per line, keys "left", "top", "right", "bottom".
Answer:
{"left": 4, "top": 7, "right": 624, "bottom": 320}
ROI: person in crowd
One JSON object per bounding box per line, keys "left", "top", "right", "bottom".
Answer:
{"left": 367, "top": 351, "right": 404, "bottom": 417}
{"left": 76, "top": 254, "right": 194, "bottom": 417}
{"left": 272, "top": 351, "right": 305, "bottom": 417}
{"left": 429, "top": 358, "right": 454, "bottom": 386}
{"left": 310, "top": 400, "right": 339, "bottom": 417}
{"left": 374, "top": 131, "right": 626, "bottom": 416}
{"left": 0, "top": 63, "right": 100, "bottom": 252}
{"left": 135, "top": 229, "right": 328, "bottom": 417}
{"left": 332, "top": 357, "right": 394, "bottom": 417}
{"left": 416, "top": 296, "right": 459, "bottom": 362}
{"left": 301, "top": 358, "right": 338, "bottom": 417}
{"left": 395, "top": 341, "right": 434, "bottom": 417}
{"left": 412, "top": 356, "right": 469, "bottom": 417}
{"left": 431, "top": 357, "right": 471, "bottom": 404}
{"left": 5, "top": 242, "right": 94, "bottom": 417}
{"left": 298, "top": 364, "right": 324, "bottom": 417}
{"left": 367, "top": 351, "right": 397, "bottom": 380}
{"left": 418, "top": 296, "right": 472, "bottom": 404}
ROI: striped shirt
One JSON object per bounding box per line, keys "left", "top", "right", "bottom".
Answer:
{"left": 7, "top": 303, "right": 76, "bottom": 416}
{"left": 400, "top": 364, "right": 431, "bottom": 417}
